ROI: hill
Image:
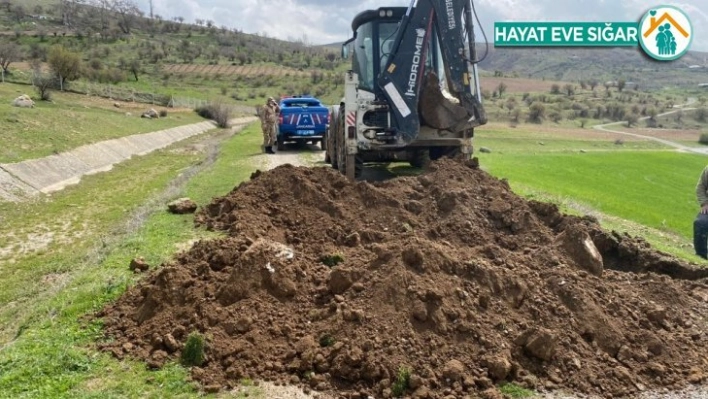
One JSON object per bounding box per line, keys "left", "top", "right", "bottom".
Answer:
{"left": 0, "top": 0, "right": 344, "bottom": 106}
{"left": 322, "top": 39, "right": 708, "bottom": 90}
{"left": 477, "top": 46, "right": 708, "bottom": 90}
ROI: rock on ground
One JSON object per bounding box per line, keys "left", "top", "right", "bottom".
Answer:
{"left": 167, "top": 198, "right": 198, "bottom": 214}
{"left": 12, "top": 95, "right": 35, "bottom": 108}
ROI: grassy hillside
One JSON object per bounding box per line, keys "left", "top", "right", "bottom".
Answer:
{"left": 0, "top": 82, "right": 204, "bottom": 163}
{"left": 0, "top": 0, "right": 345, "bottom": 106}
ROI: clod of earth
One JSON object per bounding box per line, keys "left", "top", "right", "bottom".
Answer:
{"left": 98, "top": 160, "right": 708, "bottom": 399}
{"left": 167, "top": 198, "right": 198, "bottom": 214}
{"left": 128, "top": 257, "right": 149, "bottom": 273}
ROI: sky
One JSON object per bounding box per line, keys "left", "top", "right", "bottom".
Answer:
{"left": 136, "top": 0, "right": 708, "bottom": 53}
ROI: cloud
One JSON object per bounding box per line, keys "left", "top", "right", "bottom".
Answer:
{"left": 136, "top": 0, "right": 707, "bottom": 51}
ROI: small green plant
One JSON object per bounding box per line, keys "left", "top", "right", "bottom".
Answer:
{"left": 391, "top": 366, "right": 411, "bottom": 397}
{"left": 320, "top": 253, "right": 344, "bottom": 268}
{"left": 180, "top": 331, "right": 206, "bottom": 367}
{"left": 499, "top": 382, "right": 535, "bottom": 398}
{"left": 319, "top": 334, "right": 336, "bottom": 347}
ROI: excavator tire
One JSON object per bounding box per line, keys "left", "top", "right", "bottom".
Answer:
{"left": 327, "top": 108, "right": 340, "bottom": 169}
{"left": 409, "top": 149, "right": 431, "bottom": 169}
{"left": 430, "top": 146, "right": 466, "bottom": 161}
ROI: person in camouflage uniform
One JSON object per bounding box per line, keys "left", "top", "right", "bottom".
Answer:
{"left": 261, "top": 97, "right": 280, "bottom": 154}
{"left": 695, "top": 165, "right": 708, "bottom": 259}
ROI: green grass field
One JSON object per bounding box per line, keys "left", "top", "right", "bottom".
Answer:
{"left": 476, "top": 128, "right": 706, "bottom": 258}
{"left": 0, "top": 123, "right": 265, "bottom": 398}
{"left": 0, "top": 82, "right": 205, "bottom": 163}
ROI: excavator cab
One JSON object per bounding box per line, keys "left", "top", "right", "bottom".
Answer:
{"left": 342, "top": 2, "right": 487, "bottom": 145}
{"left": 344, "top": 8, "right": 435, "bottom": 99}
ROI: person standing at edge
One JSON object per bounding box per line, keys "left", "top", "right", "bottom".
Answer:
{"left": 261, "top": 97, "right": 280, "bottom": 154}
{"left": 694, "top": 165, "right": 708, "bottom": 259}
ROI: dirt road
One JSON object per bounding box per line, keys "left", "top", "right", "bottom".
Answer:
{"left": 593, "top": 98, "right": 706, "bottom": 154}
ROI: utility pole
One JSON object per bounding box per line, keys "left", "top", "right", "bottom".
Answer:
{"left": 149, "top": 0, "right": 153, "bottom": 19}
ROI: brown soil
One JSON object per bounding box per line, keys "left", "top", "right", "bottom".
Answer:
{"left": 98, "top": 159, "right": 708, "bottom": 398}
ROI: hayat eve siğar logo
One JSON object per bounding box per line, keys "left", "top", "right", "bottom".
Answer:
{"left": 638, "top": 5, "right": 693, "bottom": 60}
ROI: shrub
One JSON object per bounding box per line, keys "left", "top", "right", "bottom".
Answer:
{"left": 159, "top": 110, "right": 168, "bottom": 117}
{"left": 32, "top": 71, "right": 56, "bottom": 101}
{"left": 528, "top": 102, "right": 546, "bottom": 123}
{"left": 699, "top": 133, "right": 708, "bottom": 145}
{"left": 180, "top": 331, "right": 205, "bottom": 367}
{"left": 391, "top": 367, "right": 411, "bottom": 397}
{"left": 319, "top": 334, "right": 336, "bottom": 347}
{"left": 320, "top": 254, "right": 344, "bottom": 268}
{"left": 696, "top": 108, "right": 708, "bottom": 123}
{"left": 195, "top": 102, "right": 232, "bottom": 128}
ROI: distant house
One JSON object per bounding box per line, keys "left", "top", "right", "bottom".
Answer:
{"left": 699, "top": 83, "right": 708, "bottom": 88}
{"left": 689, "top": 65, "right": 702, "bottom": 69}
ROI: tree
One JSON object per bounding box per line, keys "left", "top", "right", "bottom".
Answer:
{"left": 589, "top": 79, "right": 598, "bottom": 91}
{"left": 528, "top": 102, "right": 546, "bottom": 123}
{"left": 11, "top": 4, "right": 26, "bottom": 23}
{"left": 91, "top": 0, "right": 112, "bottom": 36}
{"left": 496, "top": 82, "right": 507, "bottom": 98}
{"left": 32, "top": 69, "right": 56, "bottom": 101}
{"left": 128, "top": 59, "right": 142, "bottom": 81}
{"left": 617, "top": 79, "right": 626, "bottom": 92}
{"left": 626, "top": 113, "right": 639, "bottom": 127}
{"left": 564, "top": 84, "right": 575, "bottom": 96}
{"left": 550, "top": 84, "right": 560, "bottom": 94}
{"left": 0, "top": 43, "right": 21, "bottom": 75}
{"left": 113, "top": 0, "right": 142, "bottom": 34}
{"left": 58, "top": 0, "right": 85, "bottom": 27}
{"left": 47, "top": 45, "right": 82, "bottom": 90}
{"left": 647, "top": 106, "right": 658, "bottom": 121}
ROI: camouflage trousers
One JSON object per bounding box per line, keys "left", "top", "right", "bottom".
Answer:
{"left": 262, "top": 122, "right": 276, "bottom": 147}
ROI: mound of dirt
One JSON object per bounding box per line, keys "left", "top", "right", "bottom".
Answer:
{"left": 98, "top": 159, "right": 708, "bottom": 398}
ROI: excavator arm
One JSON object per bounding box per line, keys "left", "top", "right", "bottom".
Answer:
{"left": 377, "top": 0, "right": 487, "bottom": 144}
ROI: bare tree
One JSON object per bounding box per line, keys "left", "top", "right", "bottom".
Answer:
{"left": 11, "top": 4, "right": 26, "bottom": 23}
{"left": 113, "top": 0, "right": 142, "bottom": 34}
{"left": 0, "top": 43, "right": 21, "bottom": 77}
{"left": 89, "top": 0, "right": 112, "bottom": 36}
{"left": 58, "top": 0, "right": 85, "bottom": 27}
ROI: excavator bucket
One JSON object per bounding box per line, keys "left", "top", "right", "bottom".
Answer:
{"left": 419, "top": 71, "right": 486, "bottom": 133}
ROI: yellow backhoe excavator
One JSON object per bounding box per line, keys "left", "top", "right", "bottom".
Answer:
{"left": 325, "top": 0, "right": 488, "bottom": 179}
